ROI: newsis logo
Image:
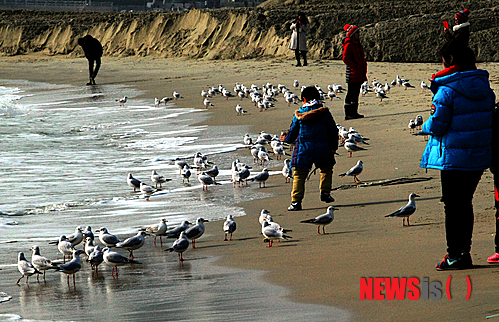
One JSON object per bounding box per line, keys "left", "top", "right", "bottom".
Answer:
{"left": 360, "top": 276, "right": 472, "bottom": 300}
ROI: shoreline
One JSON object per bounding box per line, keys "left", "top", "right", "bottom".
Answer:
{"left": 2, "top": 56, "right": 499, "bottom": 320}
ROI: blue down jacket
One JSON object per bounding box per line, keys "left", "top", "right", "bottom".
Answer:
{"left": 284, "top": 100, "right": 338, "bottom": 169}
{"left": 420, "top": 69, "right": 495, "bottom": 171}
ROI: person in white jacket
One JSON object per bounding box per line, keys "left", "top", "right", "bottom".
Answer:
{"left": 289, "top": 13, "right": 309, "bottom": 67}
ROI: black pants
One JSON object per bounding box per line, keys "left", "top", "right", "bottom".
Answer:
{"left": 440, "top": 169, "right": 483, "bottom": 258}
{"left": 494, "top": 176, "right": 499, "bottom": 253}
{"left": 88, "top": 57, "right": 101, "bottom": 79}
{"left": 294, "top": 50, "right": 307, "bottom": 66}
{"left": 345, "top": 82, "right": 362, "bottom": 105}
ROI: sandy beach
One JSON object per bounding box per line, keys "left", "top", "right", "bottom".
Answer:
{"left": 2, "top": 55, "right": 499, "bottom": 321}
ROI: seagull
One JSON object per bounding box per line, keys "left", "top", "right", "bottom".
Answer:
{"left": 408, "top": 119, "right": 417, "bottom": 133}
{"left": 175, "top": 158, "right": 189, "bottom": 174}
{"left": 415, "top": 115, "right": 424, "bottom": 130}
{"left": 127, "top": 173, "right": 141, "bottom": 192}
{"left": 102, "top": 248, "right": 141, "bottom": 277}
{"left": 282, "top": 159, "right": 293, "bottom": 183}
{"left": 385, "top": 193, "right": 420, "bottom": 226}
{"left": 204, "top": 165, "right": 219, "bottom": 182}
{"left": 116, "top": 96, "right": 127, "bottom": 106}
{"left": 181, "top": 165, "right": 191, "bottom": 183}
{"left": 160, "top": 97, "right": 172, "bottom": 105}
{"left": 261, "top": 221, "right": 292, "bottom": 248}
{"left": 376, "top": 89, "right": 388, "bottom": 102}
{"left": 115, "top": 231, "right": 147, "bottom": 259}
{"left": 259, "top": 209, "right": 272, "bottom": 225}
{"left": 198, "top": 172, "right": 221, "bottom": 190}
{"left": 339, "top": 160, "right": 363, "bottom": 184}
{"left": 30, "top": 246, "right": 58, "bottom": 281}
{"left": 173, "top": 91, "right": 183, "bottom": 100}
{"left": 293, "top": 80, "right": 299, "bottom": 88}
{"left": 154, "top": 97, "right": 160, "bottom": 107}
{"left": 203, "top": 98, "right": 214, "bottom": 108}
{"left": 235, "top": 104, "right": 246, "bottom": 115}
{"left": 201, "top": 90, "right": 209, "bottom": 99}
{"left": 144, "top": 218, "right": 168, "bottom": 246}
{"left": 223, "top": 214, "right": 237, "bottom": 241}
{"left": 57, "top": 249, "right": 84, "bottom": 287}
{"left": 88, "top": 248, "right": 104, "bottom": 275}
{"left": 166, "top": 231, "right": 190, "bottom": 262}
{"left": 84, "top": 237, "right": 98, "bottom": 257}
{"left": 184, "top": 217, "right": 208, "bottom": 249}
{"left": 66, "top": 226, "right": 84, "bottom": 246}
{"left": 151, "top": 170, "right": 171, "bottom": 188}
{"left": 249, "top": 168, "right": 270, "bottom": 188}
{"left": 243, "top": 134, "right": 253, "bottom": 146}
{"left": 273, "top": 144, "right": 285, "bottom": 160}
{"left": 140, "top": 182, "right": 156, "bottom": 201}
{"left": 402, "top": 81, "right": 415, "bottom": 90}
{"left": 56, "top": 235, "right": 74, "bottom": 263}
{"left": 164, "top": 221, "right": 191, "bottom": 239}
{"left": 420, "top": 81, "right": 429, "bottom": 92}
{"left": 97, "top": 227, "right": 120, "bottom": 247}
{"left": 327, "top": 91, "right": 340, "bottom": 100}
{"left": 257, "top": 150, "right": 272, "bottom": 166}
{"left": 17, "top": 252, "right": 41, "bottom": 285}
{"left": 82, "top": 225, "right": 94, "bottom": 241}
{"left": 384, "top": 83, "right": 391, "bottom": 93}
{"left": 264, "top": 217, "right": 292, "bottom": 233}
{"left": 344, "top": 138, "right": 367, "bottom": 157}
{"left": 300, "top": 206, "right": 337, "bottom": 234}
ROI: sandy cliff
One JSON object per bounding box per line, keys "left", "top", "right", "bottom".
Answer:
{"left": 1, "top": 0, "right": 499, "bottom": 62}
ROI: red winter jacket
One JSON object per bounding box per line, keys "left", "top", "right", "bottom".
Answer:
{"left": 342, "top": 37, "right": 367, "bottom": 83}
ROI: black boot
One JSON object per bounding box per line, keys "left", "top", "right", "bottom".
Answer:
{"left": 344, "top": 102, "right": 364, "bottom": 120}
{"left": 295, "top": 50, "right": 302, "bottom": 67}
{"left": 302, "top": 51, "right": 308, "bottom": 66}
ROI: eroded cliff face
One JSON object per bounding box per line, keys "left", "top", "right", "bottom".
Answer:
{"left": 1, "top": 4, "right": 499, "bottom": 62}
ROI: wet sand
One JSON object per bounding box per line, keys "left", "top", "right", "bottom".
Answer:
{"left": 2, "top": 55, "right": 499, "bottom": 321}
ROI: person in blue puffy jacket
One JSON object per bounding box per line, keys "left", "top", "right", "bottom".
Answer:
{"left": 419, "top": 40, "right": 495, "bottom": 270}
{"left": 284, "top": 86, "right": 339, "bottom": 211}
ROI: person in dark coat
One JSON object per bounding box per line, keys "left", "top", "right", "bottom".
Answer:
{"left": 444, "top": 9, "right": 471, "bottom": 46}
{"left": 78, "top": 35, "right": 103, "bottom": 85}
{"left": 284, "top": 86, "right": 338, "bottom": 211}
{"left": 342, "top": 24, "right": 367, "bottom": 120}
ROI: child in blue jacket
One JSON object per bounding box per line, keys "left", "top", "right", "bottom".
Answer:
{"left": 284, "top": 86, "right": 339, "bottom": 211}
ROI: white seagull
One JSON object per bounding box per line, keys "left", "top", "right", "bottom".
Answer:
{"left": 261, "top": 221, "right": 292, "bottom": 248}
{"left": 282, "top": 159, "right": 293, "bottom": 183}
{"left": 203, "top": 98, "right": 214, "bottom": 108}
{"left": 103, "top": 247, "right": 140, "bottom": 277}
{"left": 127, "top": 173, "right": 141, "bottom": 192}
{"left": 57, "top": 249, "right": 84, "bottom": 287}
{"left": 115, "top": 231, "right": 146, "bottom": 259}
{"left": 385, "top": 193, "right": 420, "bottom": 226}
{"left": 145, "top": 218, "right": 168, "bottom": 246}
{"left": 151, "top": 170, "right": 171, "bottom": 188}
{"left": 17, "top": 252, "right": 41, "bottom": 285}
{"left": 223, "top": 214, "right": 237, "bottom": 241}
{"left": 249, "top": 168, "right": 270, "bottom": 188}
{"left": 116, "top": 96, "right": 127, "bottom": 106}
{"left": 339, "top": 160, "right": 363, "bottom": 183}
{"left": 166, "top": 231, "right": 190, "bottom": 262}
{"left": 97, "top": 227, "right": 120, "bottom": 247}
{"left": 184, "top": 217, "right": 208, "bottom": 249}
{"left": 300, "top": 206, "right": 337, "bottom": 234}
{"left": 30, "top": 246, "right": 58, "bottom": 282}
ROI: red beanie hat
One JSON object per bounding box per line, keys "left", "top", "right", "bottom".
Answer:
{"left": 455, "top": 9, "right": 470, "bottom": 24}
{"left": 344, "top": 24, "right": 359, "bottom": 38}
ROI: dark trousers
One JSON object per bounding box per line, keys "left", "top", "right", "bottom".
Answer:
{"left": 88, "top": 57, "right": 101, "bottom": 79}
{"left": 440, "top": 169, "right": 483, "bottom": 258}
{"left": 494, "top": 176, "right": 499, "bottom": 253}
{"left": 294, "top": 50, "right": 307, "bottom": 66}
{"left": 345, "top": 82, "right": 362, "bottom": 105}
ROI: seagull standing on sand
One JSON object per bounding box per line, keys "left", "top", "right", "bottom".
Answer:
{"left": 97, "top": 227, "right": 121, "bottom": 247}
{"left": 385, "top": 193, "right": 420, "bottom": 226}
{"left": 166, "top": 231, "right": 190, "bottom": 262}
{"left": 145, "top": 218, "right": 168, "bottom": 246}
{"left": 30, "top": 246, "right": 58, "bottom": 281}
{"left": 127, "top": 173, "right": 141, "bottom": 192}
{"left": 300, "top": 206, "right": 337, "bottom": 234}
{"left": 185, "top": 217, "right": 208, "bottom": 249}
{"left": 339, "top": 160, "right": 363, "bottom": 184}
{"left": 205, "top": 165, "right": 219, "bottom": 182}
{"left": 151, "top": 170, "right": 171, "bottom": 188}
{"left": 259, "top": 209, "right": 272, "bottom": 225}
{"left": 408, "top": 119, "right": 417, "bottom": 133}
{"left": 415, "top": 115, "right": 424, "bottom": 130}
{"left": 66, "top": 226, "right": 84, "bottom": 247}
{"left": 102, "top": 248, "right": 140, "bottom": 277}
{"left": 249, "top": 168, "right": 270, "bottom": 188}
{"left": 57, "top": 249, "right": 84, "bottom": 287}
{"left": 344, "top": 138, "right": 367, "bottom": 157}
{"left": 261, "top": 221, "right": 292, "bottom": 248}
{"left": 198, "top": 172, "right": 220, "bottom": 190}
{"left": 223, "top": 214, "right": 237, "bottom": 241}
{"left": 88, "top": 248, "right": 104, "bottom": 275}
{"left": 84, "top": 237, "right": 98, "bottom": 257}
{"left": 420, "top": 81, "right": 429, "bottom": 92}
{"left": 402, "top": 81, "right": 415, "bottom": 90}
{"left": 236, "top": 104, "right": 246, "bottom": 115}
{"left": 203, "top": 98, "right": 214, "bottom": 109}
{"left": 115, "top": 231, "right": 147, "bottom": 259}
{"left": 173, "top": 91, "right": 183, "bottom": 100}
{"left": 17, "top": 252, "right": 41, "bottom": 285}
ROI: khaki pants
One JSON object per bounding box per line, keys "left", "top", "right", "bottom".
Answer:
{"left": 291, "top": 167, "right": 333, "bottom": 203}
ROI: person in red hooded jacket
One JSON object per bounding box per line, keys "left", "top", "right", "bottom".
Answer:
{"left": 342, "top": 24, "right": 367, "bottom": 120}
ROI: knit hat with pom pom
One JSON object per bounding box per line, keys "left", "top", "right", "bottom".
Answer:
{"left": 455, "top": 9, "right": 470, "bottom": 24}
{"left": 344, "top": 24, "right": 359, "bottom": 38}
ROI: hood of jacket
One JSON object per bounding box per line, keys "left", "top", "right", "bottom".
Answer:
{"left": 295, "top": 100, "right": 329, "bottom": 121}
{"left": 430, "top": 69, "right": 490, "bottom": 101}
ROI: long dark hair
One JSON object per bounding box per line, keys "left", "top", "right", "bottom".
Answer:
{"left": 297, "top": 12, "right": 309, "bottom": 25}
{"left": 439, "top": 39, "right": 475, "bottom": 71}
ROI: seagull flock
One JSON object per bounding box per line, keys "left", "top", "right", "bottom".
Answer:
{"left": 17, "top": 76, "right": 427, "bottom": 287}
